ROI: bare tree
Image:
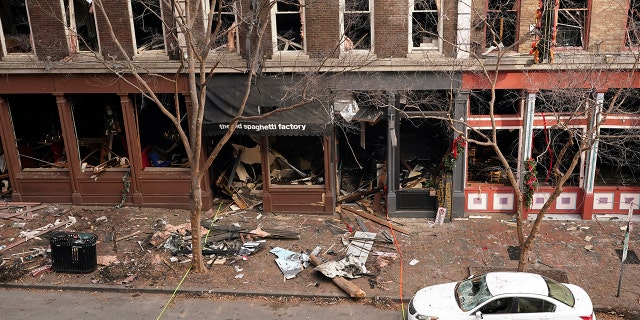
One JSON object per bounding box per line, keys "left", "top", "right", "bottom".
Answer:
{"left": 75, "top": 0, "right": 333, "bottom": 272}
{"left": 447, "top": 0, "right": 640, "bottom": 272}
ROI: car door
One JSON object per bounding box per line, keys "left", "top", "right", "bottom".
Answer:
{"left": 469, "top": 297, "right": 517, "bottom": 319}
{"left": 510, "top": 297, "right": 563, "bottom": 320}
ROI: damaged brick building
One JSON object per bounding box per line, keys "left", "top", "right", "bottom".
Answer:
{"left": 0, "top": 0, "right": 639, "bottom": 220}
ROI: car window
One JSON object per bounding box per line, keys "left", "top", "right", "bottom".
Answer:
{"left": 479, "top": 297, "right": 516, "bottom": 314}
{"left": 456, "top": 274, "right": 493, "bottom": 311}
{"left": 543, "top": 277, "right": 575, "bottom": 307}
{"left": 517, "top": 297, "right": 556, "bottom": 313}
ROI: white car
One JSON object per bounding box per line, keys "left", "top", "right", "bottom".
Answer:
{"left": 408, "top": 272, "right": 596, "bottom": 320}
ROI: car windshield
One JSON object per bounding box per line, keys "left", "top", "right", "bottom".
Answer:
{"left": 455, "top": 274, "right": 493, "bottom": 311}
{"left": 544, "top": 277, "right": 575, "bottom": 307}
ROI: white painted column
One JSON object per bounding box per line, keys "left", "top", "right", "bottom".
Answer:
{"left": 583, "top": 92, "right": 603, "bottom": 193}
{"left": 456, "top": 0, "right": 471, "bottom": 59}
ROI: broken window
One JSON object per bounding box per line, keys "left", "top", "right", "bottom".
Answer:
{"left": 70, "top": 94, "right": 129, "bottom": 171}
{"left": 398, "top": 119, "right": 450, "bottom": 190}
{"left": 485, "top": 0, "right": 518, "bottom": 49}
{"left": 627, "top": 0, "right": 640, "bottom": 47}
{"left": 604, "top": 88, "right": 640, "bottom": 114}
{"left": 0, "top": 0, "right": 34, "bottom": 54}
{"left": 596, "top": 129, "right": 640, "bottom": 186}
{"left": 210, "top": 135, "right": 264, "bottom": 205}
{"left": 556, "top": 0, "right": 588, "bottom": 48}
{"left": 411, "top": 0, "right": 439, "bottom": 50}
{"left": 267, "top": 136, "right": 324, "bottom": 186}
{"left": 341, "top": 0, "right": 372, "bottom": 51}
{"left": 272, "top": 0, "right": 305, "bottom": 52}
{"left": 466, "top": 129, "right": 519, "bottom": 184}
{"left": 131, "top": 0, "right": 166, "bottom": 53}
{"left": 535, "top": 89, "right": 592, "bottom": 114}
{"left": 7, "top": 95, "right": 66, "bottom": 170}
{"left": 470, "top": 89, "right": 521, "bottom": 115}
{"left": 209, "top": 0, "right": 238, "bottom": 52}
{"left": 134, "top": 93, "right": 190, "bottom": 169}
{"left": 531, "top": 128, "right": 580, "bottom": 186}
{"left": 402, "top": 90, "right": 452, "bottom": 114}
{"left": 63, "top": 0, "right": 99, "bottom": 52}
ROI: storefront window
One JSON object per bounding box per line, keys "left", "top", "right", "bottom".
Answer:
{"left": 531, "top": 128, "right": 580, "bottom": 186}
{"left": 135, "top": 93, "right": 190, "bottom": 169}
{"left": 398, "top": 118, "right": 450, "bottom": 190}
{"left": 466, "top": 129, "right": 519, "bottom": 184}
{"left": 535, "top": 89, "right": 592, "bottom": 114}
{"left": 7, "top": 95, "right": 65, "bottom": 170}
{"left": 70, "top": 94, "right": 128, "bottom": 172}
{"left": 595, "top": 129, "right": 640, "bottom": 186}
{"left": 267, "top": 135, "right": 325, "bottom": 186}
{"left": 470, "top": 89, "right": 521, "bottom": 115}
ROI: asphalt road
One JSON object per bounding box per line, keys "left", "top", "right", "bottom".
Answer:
{"left": 0, "top": 288, "right": 403, "bottom": 320}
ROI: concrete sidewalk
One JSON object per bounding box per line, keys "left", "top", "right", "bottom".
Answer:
{"left": 1, "top": 208, "right": 639, "bottom": 314}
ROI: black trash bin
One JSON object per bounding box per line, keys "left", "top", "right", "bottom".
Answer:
{"left": 50, "top": 232, "right": 98, "bottom": 273}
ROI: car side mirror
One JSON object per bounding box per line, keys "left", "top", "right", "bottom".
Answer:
{"left": 475, "top": 311, "right": 483, "bottom": 319}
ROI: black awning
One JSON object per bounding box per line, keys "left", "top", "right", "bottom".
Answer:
{"left": 203, "top": 74, "right": 331, "bottom": 136}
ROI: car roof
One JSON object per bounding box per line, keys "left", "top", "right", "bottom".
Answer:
{"left": 485, "top": 272, "right": 549, "bottom": 296}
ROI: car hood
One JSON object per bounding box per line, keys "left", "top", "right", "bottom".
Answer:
{"left": 564, "top": 283, "right": 594, "bottom": 314}
{"left": 412, "top": 282, "right": 463, "bottom": 315}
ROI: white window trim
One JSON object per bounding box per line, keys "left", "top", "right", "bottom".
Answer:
{"left": 129, "top": 0, "right": 169, "bottom": 57}
{"left": 61, "top": 0, "right": 102, "bottom": 55}
{"left": 339, "top": 0, "right": 374, "bottom": 54}
{"left": 0, "top": 0, "right": 37, "bottom": 60}
{"left": 270, "top": 0, "right": 307, "bottom": 56}
{"left": 408, "top": 0, "right": 443, "bottom": 53}
{"left": 204, "top": 0, "right": 240, "bottom": 54}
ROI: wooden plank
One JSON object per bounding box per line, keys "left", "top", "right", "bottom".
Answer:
{"left": 340, "top": 205, "right": 412, "bottom": 235}
{"left": 309, "top": 255, "right": 366, "bottom": 298}
{"left": 0, "top": 220, "right": 71, "bottom": 254}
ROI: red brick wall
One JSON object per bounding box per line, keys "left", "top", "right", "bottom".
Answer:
{"left": 443, "top": 0, "right": 459, "bottom": 57}
{"left": 94, "top": 0, "right": 135, "bottom": 59}
{"left": 306, "top": 0, "right": 340, "bottom": 58}
{"left": 589, "top": 0, "right": 627, "bottom": 52}
{"left": 28, "top": 0, "right": 69, "bottom": 61}
{"left": 375, "top": 0, "right": 408, "bottom": 58}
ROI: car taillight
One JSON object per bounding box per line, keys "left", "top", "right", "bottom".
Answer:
{"left": 579, "top": 315, "right": 593, "bottom": 320}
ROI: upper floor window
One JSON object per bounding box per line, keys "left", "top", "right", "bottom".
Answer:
{"left": 555, "top": 0, "right": 588, "bottom": 48}
{"left": 340, "top": 0, "right": 373, "bottom": 52}
{"left": 627, "top": 0, "right": 640, "bottom": 47}
{"left": 485, "top": 0, "right": 518, "bottom": 50}
{"left": 130, "top": 0, "right": 166, "bottom": 54}
{"left": 0, "top": 0, "right": 34, "bottom": 55}
{"left": 63, "top": 0, "right": 100, "bottom": 53}
{"left": 271, "top": 0, "right": 305, "bottom": 53}
{"left": 208, "top": 0, "right": 238, "bottom": 52}
{"left": 410, "top": 0, "right": 440, "bottom": 50}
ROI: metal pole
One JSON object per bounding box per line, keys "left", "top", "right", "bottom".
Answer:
{"left": 616, "top": 203, "right": 634, "bottom": 297}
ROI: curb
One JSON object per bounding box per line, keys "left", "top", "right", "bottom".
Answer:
{"left": 0, "top": 282, "right": 406, "bottom": 303}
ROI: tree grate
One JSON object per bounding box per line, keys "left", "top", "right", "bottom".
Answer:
{"left": 615, "top": 249, "right": 640, "bottom": 264}
{"left": 507, "top": 246, "right": 520, "bottom": 260}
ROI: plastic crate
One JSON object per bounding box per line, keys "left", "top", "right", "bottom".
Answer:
{"left": 50, "top": 232, "right": 98, "bottom": 273}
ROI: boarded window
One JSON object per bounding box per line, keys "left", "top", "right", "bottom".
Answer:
{"left": 411, "top": 0, "right": 439, "bottom": 49}
{"left": 131, "top": 0, "right": 166, "bottom": 53}
{"left": 485, "top": 0, "right": 518, "bottom": 49}
{"left": 556, "top": 0, "right": 587, "bottom": 47}
{"left": 342, "top": 0, "right": 371, "bottom": 51}
{"left": 0, "top": 0, "right": 34, "bottom": 54}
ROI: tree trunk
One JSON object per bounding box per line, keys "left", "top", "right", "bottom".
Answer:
{"left": 190, "top": 169, "right": 206, "bottom": 272}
